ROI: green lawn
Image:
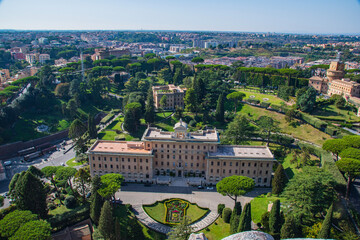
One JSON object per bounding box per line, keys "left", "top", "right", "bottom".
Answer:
{"left": 49, "top": 203, "right": 87, "bottom": 216}
{"left": 66, "top": 157, "right": 87, "bottom": 167}
{"left": 143, "top": 199, "right": 209, "bottom": 225}
{"left": 238, "top": 104, "right": 332, "bottom": 146}
{"left": 312, "top": 104, "right": 360, "bottom": 122}
{"left": 234, "top": 89, "right": 285, "bottom": 105}
{"left": 250, "top": 195, "right": 287, "bottom": 224}
{"left": 113, "top": 204, "right": 166, "bottom": 240}
{"left": 199, "top": 217, "right": 230, "bottom": 240}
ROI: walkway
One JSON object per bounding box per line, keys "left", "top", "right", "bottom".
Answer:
{"left": 132, "top": 204, "right": 219, "bottom": 234}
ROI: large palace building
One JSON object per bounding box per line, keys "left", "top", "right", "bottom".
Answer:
{"left": 152, "top": 84, "right": 186, "bottom": 110}
{"left": 87, "top": 120, "right": 276, "bottom": 187}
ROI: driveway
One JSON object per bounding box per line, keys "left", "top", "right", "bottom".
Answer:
{"left": 117, "top": 184, "right": 270, "bottom": 210}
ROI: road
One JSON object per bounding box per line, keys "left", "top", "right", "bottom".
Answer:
{"left": 0, "top": 141, "right": 76, "bottom": 209}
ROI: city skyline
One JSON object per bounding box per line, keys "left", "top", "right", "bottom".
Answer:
{"left": 0, "top": 0, "right": 359, "bottom": 34}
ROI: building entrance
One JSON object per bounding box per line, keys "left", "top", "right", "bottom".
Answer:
{"left": 178, "top": 170, "right": 182, "bottom": 177}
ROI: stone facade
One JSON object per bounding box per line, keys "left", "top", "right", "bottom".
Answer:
{"left": 88, "top": 120, "right": 275, "bottom": 187}
{"left": 152, "top": 84, "right": 186, "bottom": 110}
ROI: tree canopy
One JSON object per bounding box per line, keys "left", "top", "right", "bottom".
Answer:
{"left": 282, "top": 167, "right": 336, "bottom": 217}
{"left": 336, "top": 158, "right": 360, "bottom": 199}
{"left": 322, "top": 139, "right": 350, "bottom": 160}
{"left": 0, "top": 210, "right": 37, "bottom": 238}
{"left": 98, "top": 173, "right": 124, "bottom": 199}
{"left": 216, "top": 176, "right": 255, "bottom": 204}
{"left": 224, "top": 115, "right": 255, "bottom": 144}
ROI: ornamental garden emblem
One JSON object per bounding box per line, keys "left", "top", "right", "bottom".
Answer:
{"left": 164, "top": 199, "right": 189, "bottom": 223}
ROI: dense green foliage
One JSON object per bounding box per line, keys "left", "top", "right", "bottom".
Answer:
{"left": 318, "top": 203, "right": 333, "bottom": 239}
{"left": 217, "top": 176, "right": 255, "bottom": 204}
{"left": 230, "top": 202, "right": 242, "bottom": 234}
{"left": 0, "top": 210, "right": 37, "bottom": 238}
{"left": 98, "top": 173, "right": 124, "bottom": 199}
{"left": 238, "top": 203, "right": 251, "bottom": 232}
{"left": 99, "top": 201, "right": 114, "bottom": 240}
{"left": 272, "top": 164, "right": 287, "bottom": 195}
{"left": 222, "top": 208, "right": 232, "bottom": 223}
{"left": 269, "top": 200, "right": 281, "bottom": 235}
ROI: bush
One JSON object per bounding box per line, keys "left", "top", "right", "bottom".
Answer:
{"left": 222, "top": 208, "right": 232, "bottom": 223}
{"left": 0, "top": 205, "right": 17, "bottom": 221}
{"left": 64, "top": 196, "right": 77, "bottom": 209}
{"left": 0, "top": 196, "right": 4, "bottom": 207}
{"left": 325, "top": 126, "right": 338, "bottom": 136}
{"left": 260, "top": 102, "right": 271, "bottom": 108}
{"left": 217, "top": 204, "right": 225, "bottom": 215}
{"left": 189, "top": 120, "right": 197, "bottom": 127}
{"left": 247, "top": 98, "right": 260, "bottom": 104}
{"left": 48, "top": 204, "right": 90, "bottom": 231}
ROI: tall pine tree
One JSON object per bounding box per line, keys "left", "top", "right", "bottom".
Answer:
{"left": 272, "top": 164, "right": 287, "bottom": 195}
{"left": 269, "top": 200, "right": 281, "bottom": 236}
{"left": 215, "top": 93, "right": 225, "bottom": 122}
{"left": 281, "top": 215, "right": 302, "bottom": 239}
{"left": 88, "top": 114, "right": 97, "bottom": 139}
{"left": 98, "top": 201, "right": 114, "bottom": 240}
{"left": 90, "top": 192, "right": 104, "bottom": 225}
{"left": 144, "top": 86, "right": 155, "bottom": 124}
{"left": 230, "top": 202, "right": 242, "bottom": 234}
{"left": 238, "top": 203, "right": 251, "bottom": 232}
{"left": 11, "top": 171, "right": 48, "bottom": 218}
{"left": 318, "top": 203, "right": 333, "bottom": 239}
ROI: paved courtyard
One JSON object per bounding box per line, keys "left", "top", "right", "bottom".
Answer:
{"left": 116, "top": 184, "right": 270, "bottom": 234}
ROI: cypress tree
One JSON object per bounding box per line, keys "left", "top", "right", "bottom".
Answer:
{"left": 114, "top": 217, "right": 123, "bottom": 240}
{"left": 128, "top": 217, "right": 145, "bottom": 240}
{"left": 238, "top": 203, "right": 251, "bottom": 232}
{"left": 144, "top": 86, "right": 155, "bottom": 124}
{"left": 272, "top": 164, "right": 287, "bottom": 195}
{"left": 98, "top": 201, "right": 114, "bottom": 240}
{"left": 269, "top": 200, "right": 281, "bottom": 235}
{"left": 215, "top": 93, "right": 225, "bottom": 122}
{"left": 230, "top": 202, "right": 242, "bottom": 234}
{"left": 90, "top": 192, "right": 104, "bottom": 225}
{"left": 13, "top": 172, "right": 48, "bottom": 218}
{"left": 318, "top": 203, "right": 334, "bottom": 239}
{"left": 88, "top": 114, "right": 97, "bottom": 139}
{"left": 281, "top": 215, "right": 302, "bottom": 239}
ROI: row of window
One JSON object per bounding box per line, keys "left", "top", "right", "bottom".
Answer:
{"left": 93, "top": 163, "right": 149, "bottom": 171}
{"left": 92, "top": 156, "right": 150, "bottom": 163}
{"left": 210, "top": 169, "right": 269, "bottom": 175}
{"left": 150, "top": 143, "right": 215, "bottom": 150}
{"left": 211, "top": 161, "right": 270, "bottom": 167}
{"left": 155, "top": 161, "right": 205, "bottom": 167}
{"left": 156, "top": 154, "right": 205, "bottom": 160}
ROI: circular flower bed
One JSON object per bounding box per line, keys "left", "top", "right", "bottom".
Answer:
{"left": 165, "top": 199, "right": 189, "bottom": 223}
{"left": 249, "top": 95, "right": 256, "bottom": 98}
{"left": 262, "top": 98, "right": 269, "bottom": 101}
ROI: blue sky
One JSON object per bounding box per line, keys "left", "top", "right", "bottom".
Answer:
{"left": 0, "top": 0, "right": 359, "bottom": 34}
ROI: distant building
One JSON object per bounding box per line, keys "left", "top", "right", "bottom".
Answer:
{"left": 91, "top": 48, "right": 130, "bottom": 61}
{"left": 308, "top": 76, "right": 328, "bottom": 94}
{"left": 39, "top": 54, "right": 50, "bottom": 64}
{"left": 327, "top": 61, "right": 345, "bottom": 81}
{"left": 328, "top": 78, "right": 360, "bottom": 98}
{"left": 87, "top": 120, "right": 275, "bottom": 186}
{"left": 204, "top": 42, "right": 218, "bottom": 48}
{"left": 38, "top": 37, "right": 49, "bottom": 45}
{"left": 152, "top": 84, "right": 186, "bottom": 110}
{"left": 25, "top": 53, "right": 38, "bottom": 64}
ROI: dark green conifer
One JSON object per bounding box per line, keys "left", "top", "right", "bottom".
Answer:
{"left": 230, "top": 202, "right": 242, "bottom": 234}
{"left": 272, "top": 164, "right": 287, "bottom": 195}
{"left": 269, "top": 200, "right": 281, "bottom": 235}
{"left": 98, "top": 201, "right": 114, "bottom": 240}
{"left": 215, "top": 93, "right": 225, "bottom": 122}
{"left": 238, "top": 203, "right": 251, "bottom": 232}
{"left": 281, "top": 215, "right": 302, "bottom": 239}
{"left": 144, "top": 86, "right": 155, "bottom": 124}
{"left": 318, "top": 203, "right": 334, "bottom": 239}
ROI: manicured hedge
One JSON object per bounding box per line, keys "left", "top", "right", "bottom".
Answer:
{"left": 247, "top": 98, "right": 260, "bottom": 104}
{"left": 222, "top": 208, "right": 232, "bottom": 223}
{"left": 260, "top": 102, "right": 271, "bottom": 108}
{"left": 100, "top": 113, "right": 115, "bottom": 124}
{"left": 300, "top": 113, "right": 328, "bottom": 130}
{"left": 298, "top": 142, "right": 346, "bottom": 190}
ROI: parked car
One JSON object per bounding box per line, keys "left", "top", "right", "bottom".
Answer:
{"left": 197, "top": 185, "right": 204, "bottom": 189}
{"left": 206, "top": 186, "right": 214, "bottom": 190}
{"left": 61, "top": 163, "right": 65, "bottom": 166}
{"left": 86, "top": 192, "right": 92, "bottom": 198}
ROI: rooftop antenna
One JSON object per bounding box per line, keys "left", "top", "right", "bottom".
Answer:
{"left": 80, "top": 49, "right": 85, "bottom": 82}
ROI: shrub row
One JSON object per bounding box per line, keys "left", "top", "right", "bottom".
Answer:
{"left": 0, "top": 205, "right": 16, "bottom": 221}
{"left": 246, "top": 98, "right": 260, "bottom": 104}
{"left": 100, "top": 113, "right": 115, "bottom": 124}
{"left": 300, "top": 112, "right": 340, "bottom": 136}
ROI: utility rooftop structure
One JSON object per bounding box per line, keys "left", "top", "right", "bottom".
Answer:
{"left": 88, "top": 120, "right": 275, "bottom": 186}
